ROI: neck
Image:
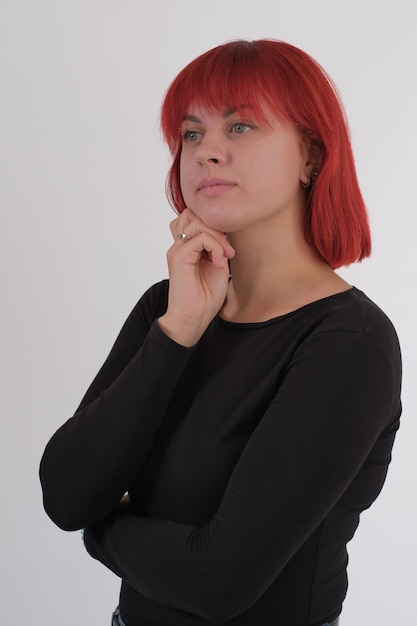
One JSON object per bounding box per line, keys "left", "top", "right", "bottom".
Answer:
{"left": 222, "top": 210, "right": 350, "bottom": 322}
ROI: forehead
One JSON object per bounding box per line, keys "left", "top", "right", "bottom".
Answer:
{"left": 182, "top": 106, "right": 250, "bottom": 123}
{"left": 180, "top": 103, "right": 285, "bottom": 133}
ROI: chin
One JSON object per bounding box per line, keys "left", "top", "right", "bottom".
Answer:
{"left": 191, "top": 203, "right": 239, "bottom": 233}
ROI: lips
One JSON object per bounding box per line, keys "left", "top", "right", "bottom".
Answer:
{"left": 197, "top": 177, "right": 237, "bottom": 196}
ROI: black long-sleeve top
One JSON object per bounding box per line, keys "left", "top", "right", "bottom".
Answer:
{"left": 40, "top": 281, "right": 402, "bottom": 626}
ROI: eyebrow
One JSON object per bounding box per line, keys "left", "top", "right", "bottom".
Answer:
{"left": 183, "top": 114, "right": 203, "bottom": 123}
{"left": 182, "top": 106, "right": 249, "bottom": 123}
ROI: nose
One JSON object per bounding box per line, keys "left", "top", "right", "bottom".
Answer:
{"left": 195, "top": 132, "right": 226, "bottom": 166}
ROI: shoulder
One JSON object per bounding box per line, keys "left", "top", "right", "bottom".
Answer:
{"left": 129, "top": 279, "right": 169, "bottom": 329}
{"left": 300, "top": 288, "right": 402, "bottom": 389}
{"left": 311, "top": 288, "right": 400, "bottom": 351}
{"left": 105, "top": 280, "right": 169, "bottom": 355}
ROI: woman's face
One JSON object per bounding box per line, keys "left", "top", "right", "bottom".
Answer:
{"left": 179, "top": 105, "right": 310, "bottom": 234}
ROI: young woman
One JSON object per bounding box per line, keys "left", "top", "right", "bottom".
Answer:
{"left": 40, "top": 40, "right": 402, "bottom": 626}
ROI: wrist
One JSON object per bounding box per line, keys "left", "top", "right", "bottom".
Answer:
{"left": 157, "top": 314, "right": 204, "bottom": 347}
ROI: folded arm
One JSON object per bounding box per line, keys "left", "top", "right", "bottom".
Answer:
{"left": 40, "top": 283, "right": 196, "bottom": 530}
{"left": 84, "top": 330, "right": 400, "bottom": 622}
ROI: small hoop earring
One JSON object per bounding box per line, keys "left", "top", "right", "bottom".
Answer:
{"left": 300, "top": 171, "right": 318, "bottom": 189}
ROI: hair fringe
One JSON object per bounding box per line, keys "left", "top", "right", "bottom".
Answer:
{"left": 161, "top": 39, "right": 371, "bottom": 268}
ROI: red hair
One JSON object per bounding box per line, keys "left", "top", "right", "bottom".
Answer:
{"left": 160, "top": 40, "right": 371, "bottom": 268}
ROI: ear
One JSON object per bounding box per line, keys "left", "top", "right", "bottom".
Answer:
{"left": 306, "top": 143, "right": 322, "bottom": 172}
{"left": 300, "top": 141, "right": 322, "bottom": 187}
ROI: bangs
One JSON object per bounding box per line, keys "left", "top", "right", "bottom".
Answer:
{"left": 161, "top": 41, "right": 294, "bottom": 154}
{"left": 160, "top": 39, "right": 371, "bottom": 267}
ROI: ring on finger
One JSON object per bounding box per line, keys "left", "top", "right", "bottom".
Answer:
{"left": 177, "top": 231, "right": 192, "bottom": 242}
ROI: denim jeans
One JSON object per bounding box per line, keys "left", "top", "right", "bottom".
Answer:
{"left": 111, "top": 607, "right": 127, "bottom": 626}
{"left": 111, "top": 608, "right": 339, "bottom": 626}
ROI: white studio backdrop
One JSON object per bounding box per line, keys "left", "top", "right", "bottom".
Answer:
{"left": 1, "top": 1, "right": 415, "bottom": 624}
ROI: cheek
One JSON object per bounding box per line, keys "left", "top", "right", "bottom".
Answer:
{"left": 179, "top": 155, "right": 191, "bottom": 200}
{"left": 179, "top": 176, "right": 191, "bottom": 208}
{"left": 263, "top": 145, "right": 303, "bottom": 187}
{"left": 179, "top": 163, "right": 200, "bottom": 213}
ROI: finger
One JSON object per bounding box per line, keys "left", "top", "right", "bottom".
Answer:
{"left": 176, "top": 232, "right": 229, "bottom": 269}
{"left": 172, "top": 216, "right": 234, "bottom": 258}
{"left": 176, "top": 226, "right": 234, "bottom": 261}
{"left": 196, "top": 234, "right": 230, "bottom": 269}
{"left": 169, "top": 208, "right": 196, "bottom": 239}
{"left": 176, "top": 231, "right": 192, "bottom": 243}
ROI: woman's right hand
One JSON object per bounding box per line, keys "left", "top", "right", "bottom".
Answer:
{"left": 158, "top": 209, "right": 235, "bottom": 347}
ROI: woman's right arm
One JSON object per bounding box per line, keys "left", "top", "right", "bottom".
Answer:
{"left": 41, "top": 211, "right": 234, "bottom": 532}
{"left": 39, "top": 282, "right": 196, "bottom": 531}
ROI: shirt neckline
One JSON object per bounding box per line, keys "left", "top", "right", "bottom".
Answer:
{"left": 216, "top": 286, "right": 358, "bottom": 330}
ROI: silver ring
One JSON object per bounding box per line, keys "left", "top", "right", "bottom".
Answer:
{"left": 177, "top": 231, "right": 191, "bottom": 242}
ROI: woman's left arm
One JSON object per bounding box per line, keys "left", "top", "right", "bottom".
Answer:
{"left": 84, "top": 328, "right": 401, "bottom": 623}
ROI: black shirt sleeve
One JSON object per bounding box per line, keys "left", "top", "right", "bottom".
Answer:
{"left": 39, "top": 282, "right": 199, "bottom": 530}
{"left": 83, "top": 327, "right": 400, "bottom": 623}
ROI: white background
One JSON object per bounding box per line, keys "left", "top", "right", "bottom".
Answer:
{"left": 1, "top": 1, "right": 416, "bottom": 624}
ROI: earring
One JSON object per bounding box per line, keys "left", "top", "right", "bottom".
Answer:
{"left": 300, "top": 171, "right": 318, "bottom": 189}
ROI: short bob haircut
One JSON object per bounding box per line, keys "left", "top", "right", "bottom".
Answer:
{"left": 161, "top": 39, "right": 371, "bottom": 269}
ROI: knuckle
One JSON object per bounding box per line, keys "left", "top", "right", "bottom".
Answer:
{"left": 169, "top": 219, "right": 178, "bottom": 233}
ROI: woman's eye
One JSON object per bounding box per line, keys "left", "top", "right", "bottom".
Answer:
{"left": 230, "top": 122, "right": 253, "bottom": 134}
{"left": 181, "top": 130, "right": 201, "bottom": 142}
